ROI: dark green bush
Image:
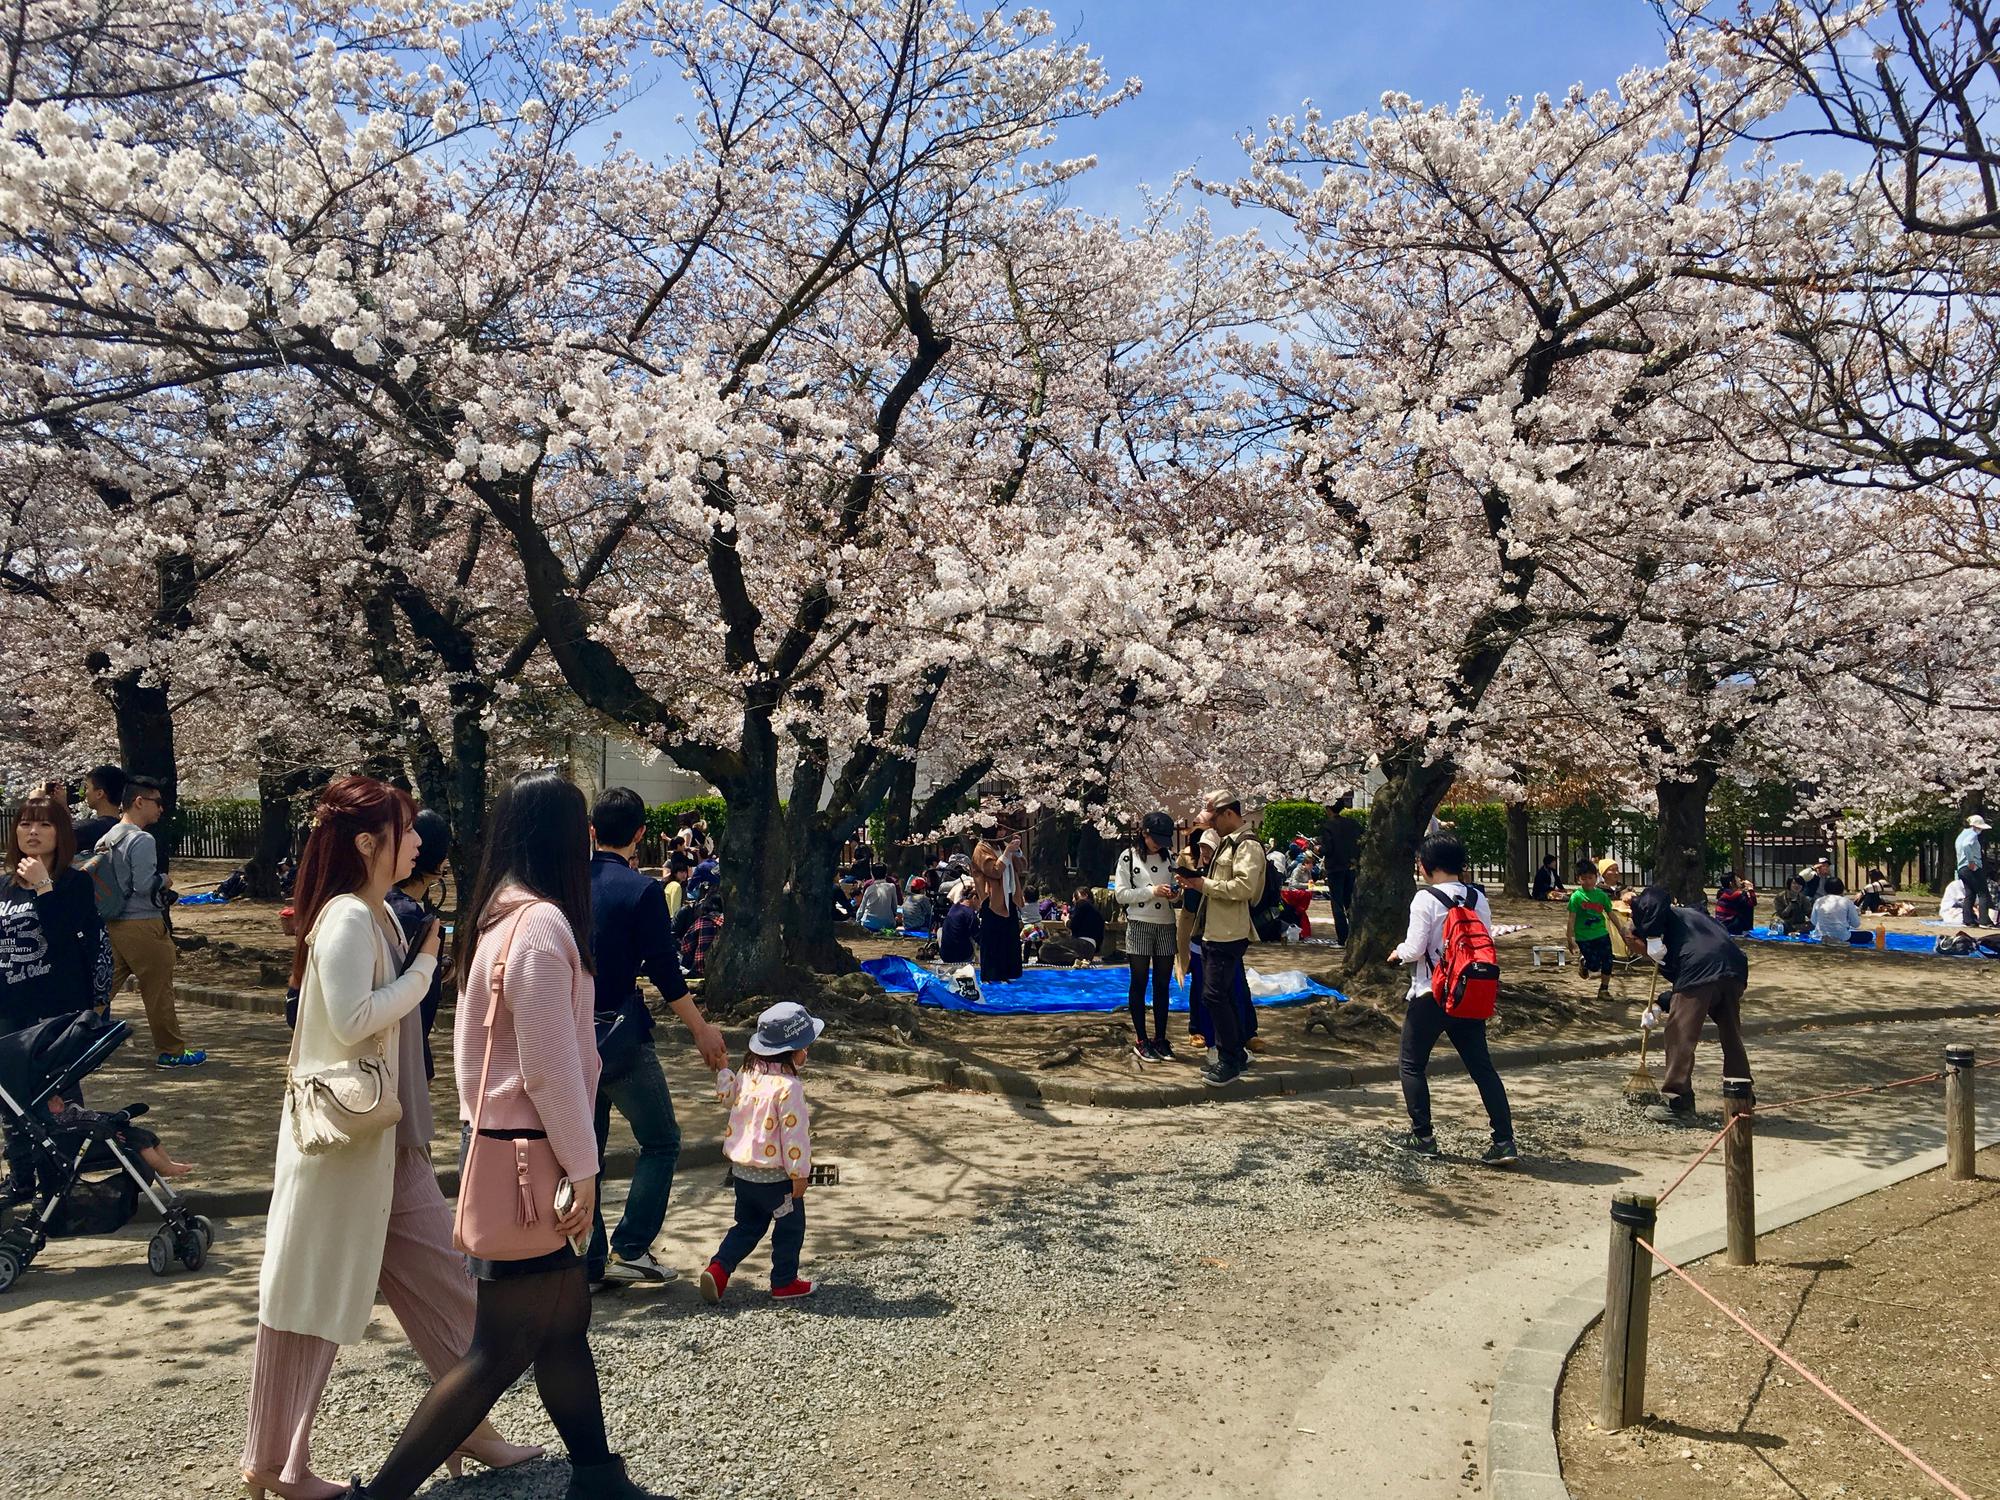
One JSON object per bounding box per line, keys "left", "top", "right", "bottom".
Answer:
{"left": 645, "top": 796, "right": 727, "bottom": 845}
{"left": 1259, "top": 800, "right": 1328, "bottom": 850}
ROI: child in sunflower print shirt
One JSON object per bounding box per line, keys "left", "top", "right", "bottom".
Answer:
{"left": 699, "top": 1005, "right": 820, "bottom": 1303}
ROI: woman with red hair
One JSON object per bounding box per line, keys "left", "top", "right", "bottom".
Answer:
{"left": 242, "top": 776, "right": 538, "bottom": 1500}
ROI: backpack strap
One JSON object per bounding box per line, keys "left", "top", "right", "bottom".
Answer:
{"left": 1421, "top": 886, "right": 1462, "bottom": 911}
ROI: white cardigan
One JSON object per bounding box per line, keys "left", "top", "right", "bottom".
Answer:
{"left": 257, "top": 895, "right": 437, "bottom": 1344}
{"left": 1115, "top": 848, "right": 1178, "bottom": 925}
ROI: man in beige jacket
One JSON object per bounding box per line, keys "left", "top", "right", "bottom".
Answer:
{"left": 1180, "top": 790, "right": 1265, "bottom": 1086}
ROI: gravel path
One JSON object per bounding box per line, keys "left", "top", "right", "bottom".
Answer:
{"left": 1, "top": 1016, "right": 1989, "bottom": 1499}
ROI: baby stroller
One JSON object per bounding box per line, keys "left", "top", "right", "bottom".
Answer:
{"left": 0, "top": 1009, "right": 214, "bottom": 1292}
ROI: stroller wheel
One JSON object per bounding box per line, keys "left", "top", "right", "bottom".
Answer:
{"left": 147, "top": 1226, "right": 173, "bottom": 1276}
{"left": 192, "top": 1215, "right": 215, "bottom": 1253}
{"left": 0, "top": 1245, "right": 20, "bottom": 1292}
{"left": 178, "top": 1233, "right": 206, "bottom": 1273}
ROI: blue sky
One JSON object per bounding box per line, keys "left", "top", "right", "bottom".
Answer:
{"left": 1043, "top": 0, "right": 1677, "bottom": 215}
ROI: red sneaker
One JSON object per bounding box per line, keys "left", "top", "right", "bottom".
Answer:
{"left": 698, "top": 1262, "right": 728, "bottom": 1305}
{"left": 770, "top": 1278, "right": 816, "bottom": 1301}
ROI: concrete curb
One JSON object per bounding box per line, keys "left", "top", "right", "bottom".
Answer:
{"left": 1485, "top": 1126, "right": 2000, "bottom": 1500}
{"left": 176, "top": 982, "right": 2000, "bottom": 1111}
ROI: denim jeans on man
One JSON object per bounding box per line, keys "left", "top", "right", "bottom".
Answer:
{"left": 1398, "top": 994, "right": 1514, "bottom": 1144}
{"left": 586, "top": 1044, "right": 681, "bottom": 1280}
{"left": 716, "top": 1175, "right": 805, "bottom": 1287}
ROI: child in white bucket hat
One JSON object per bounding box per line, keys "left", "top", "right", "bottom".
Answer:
{"left": 700, "top": 1001, "right": 826, "bottom": 1303}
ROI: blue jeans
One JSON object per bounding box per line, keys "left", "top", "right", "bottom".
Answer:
{"left": 714, "top": 1175, "right": 806, "bottom": 1287}
{"left": 586, "top": 1044, "right": 680, "bottom": 1278}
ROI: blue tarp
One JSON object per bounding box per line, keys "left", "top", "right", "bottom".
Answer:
{"left": 861, "top": 955, "right": 1345, "bottom": 1015}
{"left": 175, "top": 892, "right": 227, "bottom": 906}
{"left": 1745, "top": 925, "right": 1993, "bottom": 958}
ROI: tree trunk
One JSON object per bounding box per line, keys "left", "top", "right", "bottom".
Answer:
{"left": 1075, "top": 823, "right": 1114, "bottom": 889}
{"left": 704, "top": 728, "right": 797, "bottom": 1008}
{"left": 1653, "top": 764, "right": 1720, "bottom": 905}
{"left": 89, "top": 660, "right": 179, "bottom": 864}
{"left": 446, "top": 708, "right": 489, "bottom": 918}
{"left": 245, "top": 744, "right": 327, "bottom": 899}
{"left": 1343, "top": 745, "right": 1458, "bottom": 976}
{"left": 1504, "top": 800, "right": 1531, "bottom": 899}
{"left": 1028, "top": 809, "right": 1072, "bottom": 894}
{"left": 783, "top": 824, "right": 860, "bottom": 976}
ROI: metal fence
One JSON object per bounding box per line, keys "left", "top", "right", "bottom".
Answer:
{"left": 1464, "top": 820, "right": 1954, "bottom": 895}
{"left": 0, "top": 803, "right": 266, "bottom": 863}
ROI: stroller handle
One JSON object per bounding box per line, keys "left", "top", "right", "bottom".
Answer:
{"left": 121, "top": 1101, "right": 149, "bottom": 1119}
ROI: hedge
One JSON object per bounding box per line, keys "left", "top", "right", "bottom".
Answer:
{"left": 1435, "top": 802, "right": 1508, "bottom": 871}
{"left": 644, "top": 796, "right": 728, "bottom": 845}
{"left": 1258, "top": 800, "right": 1328, "bottom": 850}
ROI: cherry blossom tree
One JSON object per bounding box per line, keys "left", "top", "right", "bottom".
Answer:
{"left": 1209, "top": 58, "right": 1850, "bottom": 970}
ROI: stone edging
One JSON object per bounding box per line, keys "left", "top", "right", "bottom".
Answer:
{"left": 177, "top": 980, "right": 1999, "bottom": 1111}
{"left": 1485, "top": 1126, "right": 2000, "bottom": 1500}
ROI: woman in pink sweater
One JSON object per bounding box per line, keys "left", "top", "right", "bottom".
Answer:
{"left": 351, "top": 773, "right": 657, "bottom": 1500}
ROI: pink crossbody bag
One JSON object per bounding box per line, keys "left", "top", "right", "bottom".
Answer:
{"left": 453, "top": 906, "right": 572, "bottom": 1261}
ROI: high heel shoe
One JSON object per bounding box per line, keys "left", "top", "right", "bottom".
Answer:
{"left": 446, "top": 1435, "right": 545, "bottom": 1478}
{"left": 240, "top": 1472, "right": 347, "bottom": 1500}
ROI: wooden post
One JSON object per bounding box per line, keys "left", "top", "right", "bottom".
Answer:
{"left": 1722, "top": 1077, "right": 1756, "bottom": 1266}
{"left": 1599, "top": 1191, "right": 1657, "bottom": 1431}
{"left": 1946, "top": 1044, "right": 1976, "bottom": 1182}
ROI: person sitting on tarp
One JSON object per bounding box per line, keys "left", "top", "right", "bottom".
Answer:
{"left": 1811, "top": 877, "right": 1864, "bottom": 945}
{"left": 1772, "top": 875, "right": 1812, "bottom": 936}
{"left": 1066, "top": 887, "right": 1104, "bottom": 960}
{"left": 900, "top": 879, "right": 934, "bottom": 935}
{"left": 938, "top": 886, "right": 978, "bottom": 965}
{"left": 856, "top": 864, "right": 900, "bottom": 933}
{"left": 1713, "top": 871, "right": 1756, "bottom": 935}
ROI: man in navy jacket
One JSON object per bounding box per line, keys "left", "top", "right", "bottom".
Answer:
{"left": 587, "top": 788, "right": 729, "bottom": 1287}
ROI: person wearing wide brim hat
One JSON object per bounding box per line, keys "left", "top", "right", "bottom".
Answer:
{"left": 702, "top": 1002, "right": 826, "bottom": 1305}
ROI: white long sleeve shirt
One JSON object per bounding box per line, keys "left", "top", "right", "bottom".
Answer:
{"left": 1393, "top": 880, "right": 1492, "bottom": 1001}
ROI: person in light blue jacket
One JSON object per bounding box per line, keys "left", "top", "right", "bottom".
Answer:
{"left": 1955, "top": 816, "right": 1990, "bottom": 926}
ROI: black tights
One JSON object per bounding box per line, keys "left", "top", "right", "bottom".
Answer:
{"left": 366, "top": 1263, "right": 608, "bottom": 1500}
{"left": 1127, "top": 954, "right": 1170, "bottom": 1043}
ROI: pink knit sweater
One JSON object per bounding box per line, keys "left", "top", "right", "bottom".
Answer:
{"left": 455, "top": 887, "right": 601, "bottom": 1181}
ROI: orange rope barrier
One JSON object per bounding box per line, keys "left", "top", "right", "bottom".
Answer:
{"left": 1653, "top": 1115, "right": 1736, "bottom": 1207}
{"left": 1648, "top": 1055, "right": 2000, "bottom": 1204}
{"left": 1634, "top": 1235, "right": 1974, "bottom": 1500}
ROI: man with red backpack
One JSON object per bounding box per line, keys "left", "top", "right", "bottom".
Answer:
{"left": 1390, "top": 834, "right": 1517, "bottom": 1164}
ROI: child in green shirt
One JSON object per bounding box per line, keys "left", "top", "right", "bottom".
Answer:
{"left": 1567, "top": 860, "right": 1616, "bottom": 997}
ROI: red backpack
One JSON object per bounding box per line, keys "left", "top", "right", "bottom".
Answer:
{"left": 1423, "top": 885, "right": 1500, "bottom": 1019}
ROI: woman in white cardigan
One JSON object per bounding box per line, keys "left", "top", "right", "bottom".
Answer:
{"left": 242, "top": 777, "right": 538, "bottom": 1500}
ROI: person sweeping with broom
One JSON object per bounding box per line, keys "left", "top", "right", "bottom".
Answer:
{"left": 1626, "top": 886, "right": 1753, "bottom": 1127}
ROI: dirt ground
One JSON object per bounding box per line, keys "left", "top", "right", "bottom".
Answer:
{"left": 3, "top": 1018, "right": 1993, "bottom": 1499}
{"left": 161, "top": 873, "right": 1993, "bottom": 1085}
{"left": 1558, "top": 1145, "right": 2000, "bottom": 1500}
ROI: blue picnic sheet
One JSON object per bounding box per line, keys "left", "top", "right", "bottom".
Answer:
{"left": 1746, "top": 925, "right": 1994, "bottom": 958}
{"left": 861, "top": 955, "right": 1346, "bottom": 1014}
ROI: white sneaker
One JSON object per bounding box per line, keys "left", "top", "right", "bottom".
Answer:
{"left": 603, "top": 1251, "right": 679, "bottom": 1285}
